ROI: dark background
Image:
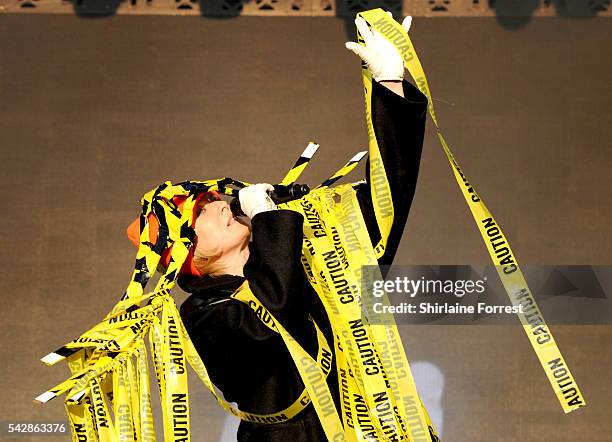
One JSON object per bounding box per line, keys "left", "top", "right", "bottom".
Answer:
{"left": 1, "top": 14, "right": 610, "bottom": 441}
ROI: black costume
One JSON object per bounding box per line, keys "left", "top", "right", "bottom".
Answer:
{"left": 178, "top": 79, "right": 428, "bottom": 441}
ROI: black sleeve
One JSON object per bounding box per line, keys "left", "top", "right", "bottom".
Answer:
{"left": 242, "top": 209, "right": 313, "bottom": 340}
{"left": 355, "top": 79, "right": 429, "bottom": 268}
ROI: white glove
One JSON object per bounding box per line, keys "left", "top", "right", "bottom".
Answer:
{"left": 238, "top": 183, "right": 277, "bottom": 220}
{"left": 345, "top": 13, "right": 412, "bottom": 82}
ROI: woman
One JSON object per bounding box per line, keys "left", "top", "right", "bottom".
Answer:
{"left": 178, "top": 15, "right": 429, "bottom": 441}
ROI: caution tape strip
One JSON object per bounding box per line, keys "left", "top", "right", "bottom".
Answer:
{"left": 358, "top": 7, "right": 585, "bottom": 414}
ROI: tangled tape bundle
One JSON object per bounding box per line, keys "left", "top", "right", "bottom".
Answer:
{"left": 36, "top": 8, "right": 584, "bottom": 442}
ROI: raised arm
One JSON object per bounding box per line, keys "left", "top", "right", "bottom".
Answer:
{"left": 346, "top": 14, "right": 429, "bottom": 268}
{"left": 238, "top": 184, "right": 314, "bottom": 341}
{"left": 243, "top": 210, "right": 309, "bottom": 324}
{"left": 357, "top": 78, "right": 428, "bottom": 268}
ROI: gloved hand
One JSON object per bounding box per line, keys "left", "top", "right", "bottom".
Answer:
{"left": 238, "top": 183, "right": 277, "bottom": 220}
{"left": 345, "top": 12, "right": 413, "bottom": 82}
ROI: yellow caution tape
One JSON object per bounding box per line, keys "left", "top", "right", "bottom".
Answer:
{"left": 284, "top": 183, "right": 439, "bottom": 441}
{"left": 136, "top": 340, "right": 156, "bottom": 441}
{"left": 357, "top": 8, "right": 585, "bottom": 413}
{"left": 114, "top": 363, "right": 135, "bottom": 442}
{"left": 90, "top": 377, "right": 117, "bottom": 442}
{"left": 280, "top": 142, "right": 320, "bottom": 185}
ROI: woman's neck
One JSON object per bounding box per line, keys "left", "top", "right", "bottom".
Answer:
{"left": 220, "top": 240, "right": 250, "bottom": 277}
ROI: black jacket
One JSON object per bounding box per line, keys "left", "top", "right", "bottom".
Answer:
{"left": 178, "top": 80, "right": 428, "bottom": 440}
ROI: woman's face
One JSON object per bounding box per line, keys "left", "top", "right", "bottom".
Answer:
{"left": 193, "top": 199, "right": 250, "bottom": 258}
